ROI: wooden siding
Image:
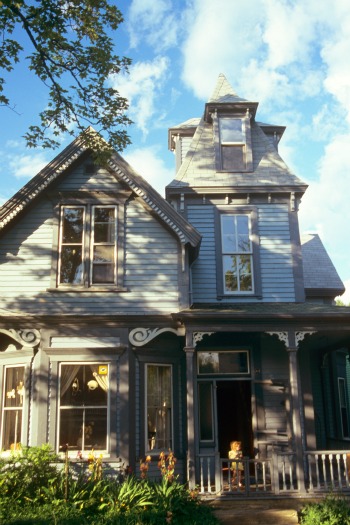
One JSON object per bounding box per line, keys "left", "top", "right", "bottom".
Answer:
{"left": 188, "top": 203, "right": 296, "bottom": 303}
{"left": 187, "top": 206, "right": 217, "bottom": 303}
{"left": 259, "top": 343, "right": 289, "bottom": 437}
{"left": 57, "top": 162, "right": 125, "bottom": 192}
{"left": 258, "top": 205, "right": 295, "bottom": 301}
{"left": 0, "top": 198, "right": 180, "bottom": 315}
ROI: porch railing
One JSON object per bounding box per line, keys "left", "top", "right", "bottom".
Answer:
{"left": 305, "top": 450, "right": 350, "bottom": 492}
{"left": 196, "top": 450, "right": 350, "bottom": 496}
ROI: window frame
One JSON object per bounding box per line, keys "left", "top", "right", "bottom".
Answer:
{"left": 215, "top": 207, "right": 261, "bottom": 298}
{"left": 57, "top": 361, "right": 111, "bottom": 454}
{"left": 213, "top": 111, "right": 253, "bottom": 172}
{"left": 145, "top": 363, "right": 174, "bottom": 454}
{"left": 50, "top": 193, "right": 129, "bottom": 292}
{"left": 0, "top": 365, "right": 26, "bottom": 451}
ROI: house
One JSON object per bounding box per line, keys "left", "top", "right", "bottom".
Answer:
{"left": 1, "top": 74, "right": 350, "bottom": 496}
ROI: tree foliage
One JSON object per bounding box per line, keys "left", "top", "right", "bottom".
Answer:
{"left": 0, "top": 0, "right": 132, "bottom": 156}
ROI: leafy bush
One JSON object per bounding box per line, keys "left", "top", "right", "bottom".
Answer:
{"left": 0, "top": 446, "right": 219, "bottom": 525}
{"left": 299, "top": 495, "right": 350, "bottom": 525}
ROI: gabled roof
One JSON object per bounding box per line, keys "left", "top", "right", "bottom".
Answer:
{"left": 301, "top": 233, "right": 345, "bottom": 297}
{"left": 0, "top": 128, "right": 201, "bottom": 251}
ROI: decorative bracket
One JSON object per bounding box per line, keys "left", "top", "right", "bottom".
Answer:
{"left": 295, "top": 331, "right": 317, "bottom": 345}
{"left": 266, "top": 331, "right": 289, "bottom": 346}
{"left": 129, "top": 327, "right": 185, "bottom": 347}
{"left": 193, "top": 332, "right": 215, "bottom": 346}
{"left": 266, "top": 331, "right": 317, "bottom": 348}
{"left": 0, "top": 328, "right": 41, "bottom": 348}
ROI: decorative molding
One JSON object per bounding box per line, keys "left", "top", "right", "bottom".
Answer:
{"left": 193, "top": 332, "right": 215, "bottom": 345}
{"left": 266, "top": 331, "right": 289, "bottom": 346}
{"left": 0, "top": 328, "right": 41, "bottom": 348}
{"left": 129, "top": 327, "right": 184, "bottom": 347}
{"left": 295, "top": 331, "right": 317, "bottom": 345}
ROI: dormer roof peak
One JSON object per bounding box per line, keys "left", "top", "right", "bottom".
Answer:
{"left": 205, "top": 73, "right": 258, "bottom": 121}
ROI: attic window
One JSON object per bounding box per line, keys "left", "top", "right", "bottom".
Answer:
{"left": 215, "top": 114, "right": 253, "bottom": 172}
{"left": 219, "top": 118, "right": 245, "bottom": 171}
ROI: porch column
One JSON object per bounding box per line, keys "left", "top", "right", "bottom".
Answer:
{"left": 184, "top": 344, "right": 196, "bottom": 489}
{"left": 287, "top": 333, "right": 306, "bottom": 493}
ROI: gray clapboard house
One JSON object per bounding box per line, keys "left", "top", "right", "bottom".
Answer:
{"left": 1, "top": 74, "right": 350, "bottom": 496}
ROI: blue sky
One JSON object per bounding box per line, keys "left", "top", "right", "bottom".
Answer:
{"left": 0, "top": 0, "right": 349, "bottom": 302}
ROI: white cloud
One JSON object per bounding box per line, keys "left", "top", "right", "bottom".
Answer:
{"left": 299, "top": 133, "right": 350, "bottom": 282}
{"left": 127, "top": 0, "right": 179, "bottom": 50}
{"left": 111, "top": 57, "right": 170, "bottom": 136}
{"left": 8, "top": 152, "right": 49, "bottom": 179}
{"left": 124, "top": 146, "right": 174, "bottom": 196}
{"left": 337, "top": 279, "right": 350, "bottom": 304}
{"left": 181, "top": 0, "right": 264, "bottom": 99}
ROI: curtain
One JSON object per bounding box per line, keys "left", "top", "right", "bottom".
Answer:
{"left": 90, "top": 364, "right": 109, "bottom": 392}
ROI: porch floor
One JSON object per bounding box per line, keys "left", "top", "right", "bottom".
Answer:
{"left": 208, "top": 497, "right": 318, "bottom": 524}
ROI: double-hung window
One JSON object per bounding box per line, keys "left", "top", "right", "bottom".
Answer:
{"left": 1, "top": 366, "right": 25, "bottom": 450}
{"left": 58, "top": 205, "right": 117, "bottom": 287}
{"left": 146, "top": 364, "right": 173, "bottom": 452}
{"left": 58, "top": 363, "right": 109, "bottom": 452}
{"left": 221, "top": 214, "right": 254, "bottom": 293}
{"left": 219, "top": 118, "right": 246, "bottom": 171}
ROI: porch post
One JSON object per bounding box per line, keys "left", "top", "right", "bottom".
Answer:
{"left": 184, "top": 344, "right": 196, "bottom": 489}
{"left": 287, "top": 333, "right": 306, "bottom": 493}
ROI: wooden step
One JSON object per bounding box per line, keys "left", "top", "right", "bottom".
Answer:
{"left": 208, "top": 498, "right": 314, "bottom": 525}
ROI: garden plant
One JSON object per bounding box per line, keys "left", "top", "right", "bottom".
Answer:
{"left": 0, "top": 444, "right": 218, "bottom": 525}
{"left": 299, "top": 495, "right": 350, "bottom": 525}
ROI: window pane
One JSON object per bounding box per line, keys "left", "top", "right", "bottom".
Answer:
{"left": 59, "top": 408, "right": 107, "bottom": 451}
{"left": 2, "top": 366, "right": 24, "bottom": 450}
{"left": 221, "top": 145, "right": 245, "bottom": 171}
{"left": 94, "top": 207, "right": 116, "bottom": 243}
{"left": 198, "top": 382, "right": 213, "bottom": 441}
{"left": 239, "top": 255, "right": 253, "bottom": 291}
{"left": 237, "top": 216, "right": 250, "bottom": 251}
{"left": 62, "top": 208, "right": 84, "bottom": 243}
{"left": 2, "top": 410, "right": 22, "bottom": 450}
{"left": 220, "top": 119, "right": 243, "bottom": 142}
{"left": 92, "top": 264, "right": 114, "bottom": 283}
{"left": 92, "top": 207, "right": 116, "bottom": 285}
{"left": 60, "top": 247, "right": 83, "bottom": 284}
{"left": 4, "top": 367, "right": 24, "bottom": 408}
{"left": 223, "top": 255, "right": 238, "bottom": 292}
{"left": 60, "top": 364, "right": 108, "bottom": 406}
{"left": 147, "top": 365, "right": 172, "bottom": 451}
{"left": 221, "top": 216, "right": 237, "bottom": 252}
{"left": 198, "top": 352, "right": 249, "bottom": 375}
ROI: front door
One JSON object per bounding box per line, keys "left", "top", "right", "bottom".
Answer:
{"left": 216, "top": 380, "right": 254, "bottom": 458}
{"left": 198, "top": 379, "right": 254, "bottom": 459}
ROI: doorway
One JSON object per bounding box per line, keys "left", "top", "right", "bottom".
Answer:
{"left": 216, "top": 380, "right": 254, "bottom": 458}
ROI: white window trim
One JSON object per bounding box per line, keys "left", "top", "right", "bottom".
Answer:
{"left": 0, "top": 365, "right": 25, "bottom": 451}
{"left": 58, "top": 204, "right": 118, "bottom": 289}
{"left": 220, "top": 214, "right": 255, "bottom": 295}
{"left": 57, "top": 361, "right": 111, "bottom": 456}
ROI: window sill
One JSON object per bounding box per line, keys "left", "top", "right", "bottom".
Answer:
{"left": 47, "top": 286, "right": 129, "bottom": 293}
{"left": 217, "top": 293, "right": 262, "bottom": 300}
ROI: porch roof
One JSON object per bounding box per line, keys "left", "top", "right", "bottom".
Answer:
{"left": 173, "top": 302, "right": 350, "bottom": 322}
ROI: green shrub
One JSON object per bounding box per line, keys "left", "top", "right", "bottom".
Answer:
{"left": 299, "top": 495, "right": 350, "bottom": 525}
{"left": 0, "top": 447, "right": 218, "bottom": 525}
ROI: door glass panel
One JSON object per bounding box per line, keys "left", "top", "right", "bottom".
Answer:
{"left": 199, "top": 382, "right": 214, "bottom": 441}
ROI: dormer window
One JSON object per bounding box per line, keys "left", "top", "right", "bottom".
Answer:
{"left": 219, "top": 118, "right": 245, "bottom": 171}
{"left": 213, "top": 112, "right": 253, "bottom": 172}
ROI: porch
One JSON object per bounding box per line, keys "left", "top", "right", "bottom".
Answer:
{"left": 195, "top": 450, "right": 350, "bottom": 496}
